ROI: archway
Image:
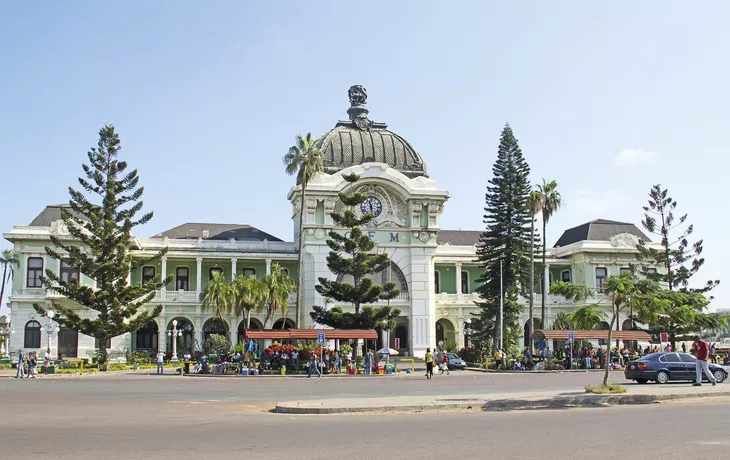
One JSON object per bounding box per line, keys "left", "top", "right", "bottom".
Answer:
{"left": 134, "top": 320, "right": 159, "bottom": 353}
{"left": 524, "top": 318, "right": 543, "bottom": 349}
{"left": 57, "top": 326, "right": 78, "bottom": 358}
{"left": 621, "top": 319, "right": 638, "bottom": 350}
{"left": 167, "top": 317, "right": 194, "bottom": 354}
{"left": 237, "top": 318, "right": 263, "bottom": 344}
{"left": 435, "top": 319, "right": 456, "bottom": 348}
{"left": 394, "top": 324, "right": 408, "bottom": 350}
{"left": 272, "top": 318, "right": 295, "bottom": 330}
{"left": 202, "top": 318, "right": 229, "bottom": 342}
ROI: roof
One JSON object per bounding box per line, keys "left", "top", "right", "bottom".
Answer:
{"left": 243, "top": 329, "right": 378, "bottom": 340}
{"left": 316, "top": 85, "right": 427, "bottom": 180}
{"left": 153, "top": 223, "right": 282, "bottom": 242}
{"left": 437, "top": 230, "right": 483, "bottom": 246}
{"left": 553, "top": 219, "right": 650, "bottom": 248}
{"left": 534, "top": 329, "right": 652, "bottom": 341}
{"left": 29, "top": 204, "right": 87, "bottom": 226}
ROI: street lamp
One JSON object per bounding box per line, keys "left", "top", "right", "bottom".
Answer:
{"left": 463, "top": 318, "right": 473, "bottom": 348}
{"left": 45, "top": 310, "right": 60, "bottom": 355}
{"left": 1, "top": 320, "right": 14, "bottom": 355}
{"left": 168, "top": 319, "right": 182, "bottom": 360}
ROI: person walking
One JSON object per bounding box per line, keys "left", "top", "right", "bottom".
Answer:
{"left": 681, "top": 342, "right": 687, "bottom": 354}
{"left": 424, "top": 348, "right": 434, "bottom": 379}
{"left": 15, "top": 350, "right": 25, "bottom": 379}
{"left": 156, "top": 349, "right": 165, "bottom": 375}
{"left": 28, "top": 352, "right": 37, "bottom": 378}
{"left": 441, "top": 351, "right": 450, "bottom": 375}
{"left": 693, "top": 337, "right": 717, "bottom": 386}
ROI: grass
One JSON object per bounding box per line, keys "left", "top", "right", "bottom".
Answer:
{"left": 585, "top": 383, "right": 628, "bottom": 394}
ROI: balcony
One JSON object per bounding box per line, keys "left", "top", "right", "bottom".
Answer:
{"left": 153, "top": 290, "right": 198, "bottom": 303}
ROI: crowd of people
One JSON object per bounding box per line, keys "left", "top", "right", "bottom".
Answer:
{"left": 14, "top": 349, "right": 47, "bottom": 378}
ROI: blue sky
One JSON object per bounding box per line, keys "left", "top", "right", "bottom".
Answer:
{"left": 1, "top": 2, "right": 728, "bottom": 313}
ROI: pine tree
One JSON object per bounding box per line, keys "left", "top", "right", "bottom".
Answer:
{"left": 474, "top": 124, "right": 533, "bottom": 354}
{"left": 637, "top": 184, "right": 719, "bottom": 293}
{"left": 34, "top": 125, "right": 169, "bottom": 367}
{"left": 309, "top": 174, "right": 400, "bottom": 356}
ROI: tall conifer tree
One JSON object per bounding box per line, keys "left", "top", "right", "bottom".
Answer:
{"left": 474, "top": 124, "right": 533, "bottom": 352}
{"left": 34, "top": 125, "right": 169, "bottom": 366}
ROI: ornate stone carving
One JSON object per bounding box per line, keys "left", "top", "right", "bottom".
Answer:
{"left": 609, "top": 233, "right": 640, "bottom": 248}
{"left": 348, "top": 85, "right": 367, "bottom": 105}
{"left": 314, "top": 229, "right": 326, "bottom": 240}
{"left": 334, "top": 184, "right": 407, "bottom": 228}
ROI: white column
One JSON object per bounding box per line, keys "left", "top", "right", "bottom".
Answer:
{"left": 543, "top": 263, "right": 550, "bottom": 299}
{"left": 161, "top": 256, "right": 168, "bottom": 294}
{"left": 265, "top": 259, "right": 272, "bottom": 275}
{"left": 194, "top": 306, "right": 202, "bottom": 350}
{"left": 455, "top": 262, "right": 463, "bottom": 302}
{"left": 158, "top": 314, "right": 167, "bottom": 353}
{"left": 195, "top": 257, "right": 203, "bottom": 298}
{"left": 231, "top": 258, "right": 237, "bottom": 281}
{"left": 410, "top": 247, "right": 437, "bottom": 358}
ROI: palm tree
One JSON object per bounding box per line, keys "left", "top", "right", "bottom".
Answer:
{"left": 551, "top": 312, "right": 574, "bottom": 330}
{"left": 567, "top": 306, "right": 606, "bottom": 331}
{"left": 199, "top": 271, "right": 232, "bottom": 318}
{"left": 283, "top": 133, "right": 324, "bottom": 328}
{"left": 262, "top": 264, "right": 296, "bottom": 329}
{"left": 527, "top": 190, "right": 542, "bottom": 350}
{"left": 535, "top": 179, "right": 562, "bottom": 329}
{"left": 0, "top": 249, "right": 19, "bottom": 307}
{"left": 232, "top": 274, "right": 268, "bottom": 330}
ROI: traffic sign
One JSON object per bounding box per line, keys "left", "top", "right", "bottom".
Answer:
{"left": 660, "top": 332, "right": 669, "bottom": 343}
{"left": 317, "top": 331, "right": 325, "bottom": 344}
{"left": 568, "top": 331, "right": 574, "bottom": 343}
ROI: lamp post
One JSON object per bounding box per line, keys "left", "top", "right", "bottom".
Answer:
{"left": 1, "top": 320, "right": 14, "bottom": 357}
{"left": 168, "top": 319, "right": 182, "bottom": 360}
{"left": 463, "top": 318, "right": 473, "bottom": 349}
{"left": 45, "top": 310, "right": 60, "bottom": 356}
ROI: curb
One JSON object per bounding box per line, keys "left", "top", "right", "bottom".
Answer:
{"left": 274, "top": 390, "right": 730, "bottom": 415}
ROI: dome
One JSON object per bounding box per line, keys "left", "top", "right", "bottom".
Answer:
{"left": 317, "top": 85, "right": 428, "bottom": 179}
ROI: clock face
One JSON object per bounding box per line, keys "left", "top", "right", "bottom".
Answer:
{"left": 360, "top": 196, "right": 383, "bottom": 217}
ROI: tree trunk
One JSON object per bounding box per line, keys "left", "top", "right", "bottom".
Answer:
{"left": 0, "top": 264, "right": 8, "bottom": 310}
{"left": 246, "top": 308, "right": 251, "bottom": 329}
{"left": 541, "top": 216, "right": 547, "bottom": 329}
{"left": 97, "top": 341, "right": 109, "bottom": 370}
{"left": 528, "top": 218, "right": 535, "bottom": 351}
{"left": 603, "top": 302, "right": 616, "bottom": 387}
{"left": 295, "top": 180, "right": 306, "bottom": 328}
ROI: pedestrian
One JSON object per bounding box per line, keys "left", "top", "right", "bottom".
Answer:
{"left": 281, "top": 350, "right": 289, "bottom": 370}
{"left": 291, "top": 349, "right": 299, "bottom": 370}
{"left": 494, "top": 349, "right": 502, "bottom": 370}
{"left": 692, "top": 337, "right": 717, "bottom": 386}
{"left": 441, "top": 351, "right": 450, "bottom": 375}
{"left": 156, "top": 349, "right": 165, "bottom": 375}
{"left": 43, "top": 352, "right": 50, "bottom": 374}
{"left": 709, "top": 343, "right": 717, "bottom": 364}
{"left": 424, "top": 347, "right": 434, "bottom": 379}
{"left": 15, "top": 349, "right": 25, "bottom": 378}
{"left": 306, "top": 355, "right": 313, "bottom": 378}
{"left": 29, "top": 352, "right": 37, "bottom": 378}
{"left": 681, "top": 342, "right": 687, "bottom": 354}
{"left": 365, "top": 349, "right": 373, "bottom": 375}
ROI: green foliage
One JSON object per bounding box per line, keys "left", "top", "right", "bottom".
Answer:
{"left": 199, "top": 271, "right": 232, "bottom": 317}
{"left": 550, "top": 281, "right": 592, "bottom": 302}
{"left": 444, "top": 339, "right": 458, "bottom": 353}
{"left": 310, "top": 174, "right": 400, "bottom": 355}
{"left": 283, "top": 132, "right": 325, "bottom": 327}
{"left": 535, "top": 179, "right": 562, "bottom": 327}
{"left": 567, "top": 306, "right": 606, "bottom": 330}
{"left": 203, "top": 333, "right": 231, "bottom": 355}
{"left": 339, "top": 344, "right": 353, "bottom": 355}
{"left": 585, "top": 383, "right": 627, "bottom": 394}
{"left": 0, "top": 363, "right": 11, "bottom": 370}
{"left": 0, "top": 249, "right": 19, "bottom": 309}
{"left": 33, "top": 125, "right": 168, "bottom": 367}
{"left": 130, "top": 351, "right": 151, "bottom": 365}
{"left": 262, "top": 264, "right": 296, "bottom": 328}
{"left": 474, "top": 125, "right": 533, "bottom": 351}
{"left": 551, "top": 311, "right": 574, "bottom": 330}
{"left": 636, "top": 184, "right": 719, "bottom": 293}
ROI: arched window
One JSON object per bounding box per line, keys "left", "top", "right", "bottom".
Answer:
{"left": 24, "top": 321, "right": 41, "bottom": 348}
{"left": 203, "top": 318, "right": 228, "bottom": 341}
{"left": 337, "top": 262, "right": 409, "bottom": 299}
{"left": 272, "top": 318, "right": 295, "bottom": 330}
{"left": 394, "top": 325, "right": 408, "bottom": 350}
{"left": 167, "top": 317, "right": 194, "bottom": 354}
{"left": 135, "top": 320, "right": 159, "bottom": 352}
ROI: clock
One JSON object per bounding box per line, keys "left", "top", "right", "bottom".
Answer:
{"left": 360, "top": 196, "right": 383, "bottom": 217}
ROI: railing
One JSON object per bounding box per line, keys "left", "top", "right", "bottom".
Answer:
{"left": 19, "top": 288, "right": 45, "bottom": 296}
{"left": 153, "top": 290, "right": 199, "bottom": 302}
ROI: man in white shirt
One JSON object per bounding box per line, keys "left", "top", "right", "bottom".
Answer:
{"left": 291, "top": 350, "right": 299, "bottom": 370}
{"left": 156, "top": 350, "right": 165, "bottom": 375}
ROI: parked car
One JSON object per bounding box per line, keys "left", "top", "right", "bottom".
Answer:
{"left": 624, "top": 352, "right": 727, "bottom": 384}
{"left": 446, "top": 353, "right": 467, "bottom": 370}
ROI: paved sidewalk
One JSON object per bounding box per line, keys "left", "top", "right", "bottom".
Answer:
{"left": 275, "top": 381, "right": 730, "bottom": 414}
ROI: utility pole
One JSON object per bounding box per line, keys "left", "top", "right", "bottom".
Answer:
{"left": 499, "top": 259, "right": 504, "bottom": 368}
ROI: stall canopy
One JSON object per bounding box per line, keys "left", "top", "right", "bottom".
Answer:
{"left": 534, "top": 329, "right": 652, "bottom": 342}
{"left": 243, "top": 329, "right": 378, "bottom": 340}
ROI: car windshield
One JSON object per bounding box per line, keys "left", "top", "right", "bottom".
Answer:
{"left": 447, "top": 353, "right": 459, "bottom": 359}
{"left": 679, "top": 353, "right": 696, "bottom": 363}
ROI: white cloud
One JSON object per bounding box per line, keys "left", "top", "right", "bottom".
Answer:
{"left": 614, "top": 148, "right": 659, "bottom": 167}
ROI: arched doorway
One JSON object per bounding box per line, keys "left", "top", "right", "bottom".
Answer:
{"left": 58, "top": 326, "right": 78, "bottom": 358}
{"left": 237, "top": 318, "right": 263, "bottom": 344}
{"left": 167, "top": 317, "right": 194, "bottom": 354}
{"left": 203, "top": 318, "right": 229, "bottom": 342}
{"left": 272, "top": 318, "right": 295, "bottom": 330}
{"left": 134, "top": 320, "right": 159, "bottom": 353}
{"left": 621, "top": 319, "right": 638, "bottom": 350}
{"left": 524, "top": 318, "right": 543, "bottom": 349}
{"left": 394, "top": 325, "right": 408, "bottom": 351}
{"left": 435, "top": 319, "right": 455, "bottom": 348}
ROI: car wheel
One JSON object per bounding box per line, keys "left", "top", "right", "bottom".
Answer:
{"left": 655, "top": 371, "right": 669, "bottom": 384}
{"left": 636, "top": 378, "right": 648, "bottom": 384}
{"left": 713, "top": 369, "right": 726, "bottom": 383}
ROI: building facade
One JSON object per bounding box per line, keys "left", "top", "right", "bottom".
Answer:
{"left": 3, "top": 86, "right": 662, "bottom": 359}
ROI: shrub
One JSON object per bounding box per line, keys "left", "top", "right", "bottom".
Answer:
{"left": 585, "top": 383, "right": 627, "bottom": 394}
{"left": 460, "top": 347, "right": 484, "bottom": 363}
{"left": 203, "top": 334, "right": 231, "bottom": 355}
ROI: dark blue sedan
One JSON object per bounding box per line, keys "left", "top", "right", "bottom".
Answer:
{"left": 624, "top": 352, "right": 727, "bottom": 384}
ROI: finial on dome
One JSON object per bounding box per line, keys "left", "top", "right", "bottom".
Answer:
{"left": 347, "top": 85, "right": 372, "bottom": 130}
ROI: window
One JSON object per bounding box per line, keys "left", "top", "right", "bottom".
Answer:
{"left": 561, "top": 270, "right": 571, "bottom": 283}
{"left": 679, "top": 353, "right": 696, "bottom": 363}
{"left": 595, "top": 267, "right": 607, "bottom": 293}
{"left": 95, "top": 337, "right": 111, "bottom": 349}
{"left": 282, "top": 268, "right": 290, "bottom": 276}
{"left": 142, "top": 266, "right": 156, "bottom": 284}
{"left": 619, "top": 267, "right": 632, "bottom": 277}
{"left": 461, "top": 271, "right": 470, "bottom": 294}
{"left": 659, "top": 353, "right": 680, "bottom": 363}
{"left": 176, "top": 267, "right": 189, "bottom": 291}
{"left": 645, "top": 267, "right": 657, "bottom": 279}
{"left": 209, "top": 267, "right": 223, "bottom": 280}
{"left": 434, "top": 271, "right": 440, "bottom": 294}
{"left": 60, "top": 260, "right": 80, "bottom": 285}
{"left": 24, "top": 321, "right": 41, "bottom": 348}
{"left": 27, "top": 257, "right": 43, "bottom": 288}
{"left": 242, "top": 268, "right": 256, "bottom": 277}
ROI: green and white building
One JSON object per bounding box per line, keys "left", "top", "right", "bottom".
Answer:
{"left": 2, "top": 86, "right": 662, "bottom": 359}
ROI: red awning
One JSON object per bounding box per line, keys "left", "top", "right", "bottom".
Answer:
{"left": 534, "top": 329, "right": 652, "bottom": 341}
{"left": 243, "top": 329, "right": 378, "bottom": 340}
